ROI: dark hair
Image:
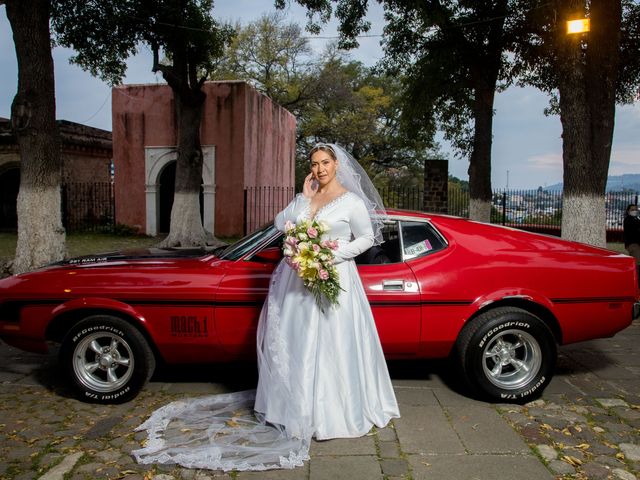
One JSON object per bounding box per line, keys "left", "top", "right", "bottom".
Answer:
{"left": 626, "top": 204, "right": 638, "bottom": 215}
{"left": 309, "top": 144, "right": 336, "bottom": 161}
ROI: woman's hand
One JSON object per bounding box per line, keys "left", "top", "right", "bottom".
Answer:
{"left": 302, "top": 173, "right": 318, "bottom": 199}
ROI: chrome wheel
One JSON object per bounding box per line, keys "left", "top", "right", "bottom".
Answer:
{"left": 72, "top": 331, "right": 134, "bottom": 393}
{"left": 482, "top": 329, "right": 541, "bottom": 390}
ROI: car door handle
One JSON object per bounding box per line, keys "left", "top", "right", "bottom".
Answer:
{"left": 382, "top": 280, "right": 418, "bottom": 292}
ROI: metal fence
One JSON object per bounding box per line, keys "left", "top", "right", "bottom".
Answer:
{"left": 62, "top": 182, "right": 115, "bottom": 233}
{"left": 379, "top": 187, "right": 639, "bottom": 240}
{"left": 244, "top": 186, "right": 295, "bottom": 235}
{"left": 244, "top": 185, "right": 640, "bottom": 236}
{"left": 59, "top": 182, "right": 639, "bottom": 238}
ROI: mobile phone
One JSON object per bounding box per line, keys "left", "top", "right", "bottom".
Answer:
{"left": 311, "top": 178, "right": 319, "bottom": 190}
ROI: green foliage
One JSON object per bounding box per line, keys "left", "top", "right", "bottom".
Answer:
{"left": 213, "top": 12, "right": 438, "bottom": 189}
{"left": 211, "top": 12, "right": 313, "bottom": 108}
{"left": 51, "top": 0, "right": 233, "bottom": 86}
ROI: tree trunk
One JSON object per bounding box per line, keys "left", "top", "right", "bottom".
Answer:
{"left": 158, "top": 89, "right": 208, "bottom": 247}
{"left": 557, "top": 0, "right": 621, "bottom": 246}
{"left": 468, "top": 79, "right": 497, "bottom": 223}
{"left": 5, "top": 0, "right": 65, "bottom": 273}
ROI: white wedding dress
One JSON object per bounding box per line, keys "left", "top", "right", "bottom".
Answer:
{"left": 132, "top": 191, "right": 400, "bottom": 471}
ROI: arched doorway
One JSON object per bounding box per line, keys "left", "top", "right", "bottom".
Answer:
{"left": 158, "top": 161, "right": 205, "bottom": 234}
{"left": 0, "top": 166, "right": 19, "bottom": 231}
{"left": 145, "top": 146, "right": 215, "bottom": 236}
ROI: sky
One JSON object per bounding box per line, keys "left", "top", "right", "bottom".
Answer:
{"left": 1, "top": 1, "right": 639, "bottom": 190}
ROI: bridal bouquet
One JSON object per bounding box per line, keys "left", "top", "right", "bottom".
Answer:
{"left": 282, "top": 219, "right": 342, "bottom": 309}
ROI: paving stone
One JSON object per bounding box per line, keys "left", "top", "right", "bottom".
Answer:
{"left": 619, "top": 443, "right": 640, "bottom": 461}
{"left": 378, "top": 440, "right": 400, "bottom": 458}
{"left": 536, "top": 444, "right": 557, "bottom": 462}
{"left": 95, "top": 449, "right": 122, "bottom": 463}
{"left": 594, "top": 454, "right": 627, "bottom": 469}
{"left": 597, "top": 398, "right": 630, "bottom": 408}
{"left": 408, "top": 454, "right": 554, "bottom": 480}
{"left": 612, "top": 407, "right": 640, "bottom": 422}
{"left": 612, "top": 468, "right": 638, "bottom": 480}
{"left": 519, "top": 425, "right": 548, "bottom": 444}
{"left": 580, "top": 462, "right": 612, "bottom": 480}
{"left": 238, "top": 467, "right": 309, "bottom": 480}
{"left": 447, "top": 404, "right": 530, "bottom": 454}
{"left": 380, "top": 458, "right": 409, "bottom": 477}
{"left": 547, "top": 459, "right": 576, "bottom": 475}
{"left": 394, "top": 405, "right": 464, "bottom": 455}
{"left": 394, "top": 388, "right": 439, "bottom": 406}
{"left": 310, "top": 435, "right": 376, "bottom": 456}
{"left": 376, "top": 425, "right": 397, "bottom": 442}
{"left": 309, "top": 456, "right": 382, "bottom": 480}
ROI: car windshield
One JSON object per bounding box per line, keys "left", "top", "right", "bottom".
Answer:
{"left": 218, "top": 223, "right": 279, "bottom": 261}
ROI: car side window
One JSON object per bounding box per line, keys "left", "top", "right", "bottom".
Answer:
{"left": 400, "top": 221, "right": 447, "bottom": 260}
{"left": 355, "top": 220, "right": 402, "bottom": 265}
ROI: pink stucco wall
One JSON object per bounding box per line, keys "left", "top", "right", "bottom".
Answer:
{"left": 112, "top": 81, "right": 296, "bottom": 237}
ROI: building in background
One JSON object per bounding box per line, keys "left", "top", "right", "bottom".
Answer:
{"left": 111, "top": 81, "right": 296, "bottom": 238}
{"left": 0, "top": 118, "right": 112, "bottom": 231}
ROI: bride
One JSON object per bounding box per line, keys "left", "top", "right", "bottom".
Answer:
{"left": 132, "top": 143, "right": 400, "bottom": 471}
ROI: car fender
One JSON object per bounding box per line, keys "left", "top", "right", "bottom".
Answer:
{"left": 470, "top": 288, "right": 555, "bottom": 314}
{"left": 465, "top": 288, "right": 561, "bottom": 343}
{"left": 49, "top": 297, "right": 148, "bottom": 337}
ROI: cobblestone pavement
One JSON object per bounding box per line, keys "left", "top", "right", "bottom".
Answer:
{"left": 0, "top": 319, "right": 638, "bottom": 480}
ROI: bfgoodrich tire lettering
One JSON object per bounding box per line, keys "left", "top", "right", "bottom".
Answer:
{"left": 455, "top": 307, "right": 557, "bottom": 402}
{"left": 60, "top": 315, "right": 155, "bottom": 404}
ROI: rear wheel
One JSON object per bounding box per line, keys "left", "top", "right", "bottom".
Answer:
{"left": 60, "top": 315, "right": 155, "bottom": 403}
{"left": 455, "top": 307, "right": 557, "bottom": 402}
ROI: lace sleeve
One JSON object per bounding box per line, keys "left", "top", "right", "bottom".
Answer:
{"left": 274, "top": 194, "right": 310, "bottom": 232}
{"left": 333, "top": 198, "right": 374, "bottom": 264}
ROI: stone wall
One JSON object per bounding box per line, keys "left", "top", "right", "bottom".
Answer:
{"left": 422, "top": 159, "right": 449, "bottom": 213}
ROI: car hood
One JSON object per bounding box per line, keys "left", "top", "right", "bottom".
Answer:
{"left": 52, "top": 246, "right": 224, "bottom": 267}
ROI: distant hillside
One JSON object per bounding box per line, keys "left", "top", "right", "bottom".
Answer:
{"left": 544, "top": 174, "right": 640, "bottom": 192}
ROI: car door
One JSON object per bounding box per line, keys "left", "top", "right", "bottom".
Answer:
{"left": 214, "top": 232, "right": 282, "bottom": 357}
{"left": 358, "top": 220, "right": 421, "bottom": 355}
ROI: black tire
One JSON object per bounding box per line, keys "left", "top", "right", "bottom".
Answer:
{"left": 455, "top": 307, "right": 557, "bottom": 403}
{"left": 59, "top": 315, "right": 155, "bottom": 404}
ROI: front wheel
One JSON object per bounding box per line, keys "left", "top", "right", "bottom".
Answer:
{"left": 455, "top": 307, "right": 557, "bottom": 403}
{"left": 60, "top": 315, "right": 155, "bottom": 404}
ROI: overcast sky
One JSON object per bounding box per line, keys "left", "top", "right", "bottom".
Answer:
{"left": 1, "top": 1, "right": 639, "bottom": 189}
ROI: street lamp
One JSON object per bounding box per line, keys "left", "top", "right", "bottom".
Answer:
{"left": 567, "top": 18, "right": 590, "bottom": 34}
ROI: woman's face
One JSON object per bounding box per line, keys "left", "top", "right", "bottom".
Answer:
{"left": 310, "top": 150, "right": 338, "bottom": 187}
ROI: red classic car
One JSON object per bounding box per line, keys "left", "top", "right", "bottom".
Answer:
{"left": 0, "top": 210, "right": 637, "bottom": 404}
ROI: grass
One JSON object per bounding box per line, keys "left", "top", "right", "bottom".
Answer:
{"left": 0, "top": 232, "right": 161, "bottom": 265}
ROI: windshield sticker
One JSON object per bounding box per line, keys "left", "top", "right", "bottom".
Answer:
{"left": 170, "top": 315, "right": 209, "bottom": 337}
{"left": 404, "top": 239, "right": 433, "bottom": 256}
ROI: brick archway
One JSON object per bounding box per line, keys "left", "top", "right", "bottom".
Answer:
{"left": 144, "top": 146, "right": 215, "bottom": 236}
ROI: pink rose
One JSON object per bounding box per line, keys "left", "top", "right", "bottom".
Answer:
{"left": 284, "top": 220, "right": 295, "bottom": 232}
{"left": 312, "top": 244, "right": 320, "bottom": 253}
{"left": 285, "top": 236, "right": 298, "bottom": 247}
{"left": 328, "top": 240, "right": 339, "bottom": 250}
{"left": 318, "top": 269, "right": 329, "bottom": 280}
{"left": 307, "top": 227, "right": 318, "bottom": 238}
